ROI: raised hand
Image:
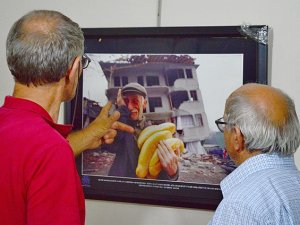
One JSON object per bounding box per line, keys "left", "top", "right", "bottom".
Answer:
{"left": 67, "top": 101, "right": 134, "bottom": 156}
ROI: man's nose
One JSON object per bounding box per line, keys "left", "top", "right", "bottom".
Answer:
{"left": 126, "top": 101, "right": 135, "bottom": 109}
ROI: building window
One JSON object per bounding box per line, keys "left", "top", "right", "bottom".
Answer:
{"left": 170, "top": 91, "right": 189, "bottom": 109}
{"left": 186, "top": 69, "right": 193, "bottom": 78}
{"left": 190, "top": 90, "right": 198, "bottom": 101}
{"left": 137, "top": 76, "right": 144, "bottom": 86}
{"left": 178, "top": 69, "right": 184, "bottom": 78}
{"left": 146, "top": 76, "right": 159, "bottom": 86}
{"left": 165, "top": 69, "right": 185, "bottom": 86}
{"left": 122, "top": 76, "right": 128, "bottom": 86}
{"left": 195, "top": 114, "right": 204, "bottom": 127}
{"left": 114, "top": 76, "right": 120, "bottom": 87}
{"left": 180, "top": 115, "right": 195, "bottom": 128}
{"left": 148, "top": 97, "right": 162, "bottom": 112}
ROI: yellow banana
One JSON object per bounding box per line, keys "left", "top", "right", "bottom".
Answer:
{"left": 148, "top": 138, "right": 184, "bottom": 177}
{"left": 137, "top": 122, "right": 176, "bottom": 149}
{"left": 137, "top": 125, "right": 158, "bottom": 149}
{"left": 146, "top": 173, "right": 158, "bottom": 180}
{"left": 136, "top": 130, "right": 172, "bottom": 178}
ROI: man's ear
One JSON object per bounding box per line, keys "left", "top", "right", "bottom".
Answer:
{"left": 232, "top": 126, "right": 245, "bottom": 153}
{"left": 66, "top": 56, "right": 81, "bottom": 82}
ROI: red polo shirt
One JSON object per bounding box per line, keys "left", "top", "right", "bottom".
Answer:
{"left": 0, "top": 96, "right": 85, "bottom": 225}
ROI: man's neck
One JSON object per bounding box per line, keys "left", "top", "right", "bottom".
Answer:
{"left": 236, "top": 149, "right": 261, "bottom": 166}
{"left": 13, "top": 82, "right": 64, "bottom": 123}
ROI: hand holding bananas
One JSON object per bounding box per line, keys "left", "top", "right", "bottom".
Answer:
{"left": 136, "top": 123, "right": 184, "bottom": 178}
{"left": 157, "top": 140, "right": 180, "bottom": 177}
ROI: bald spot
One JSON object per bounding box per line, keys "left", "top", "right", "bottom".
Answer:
{"left": 21, "top": 15, "right": 59, "bottom": 37}
{"left": 231, "top": 83, "right": 288, "bottom": 127}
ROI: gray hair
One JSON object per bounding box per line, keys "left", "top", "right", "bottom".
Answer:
{"left": 6, "top": 10, "right": 84, "bottom": 86}
{"left": 225, "top": 87, "right": 300, "bottom": 155}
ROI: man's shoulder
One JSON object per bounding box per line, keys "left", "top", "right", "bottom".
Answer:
{"left": 225, "top": 166, "right": 300, "bottom": 210}
{"left": 1, "top": 109, "right": 70, "bottom": 150}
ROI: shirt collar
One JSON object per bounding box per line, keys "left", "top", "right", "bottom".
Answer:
{"left": 220, "top": 153, "right": 296, "bottom": 197}
{"left": 3, "top": 96, "right": 72, "bottom": 138}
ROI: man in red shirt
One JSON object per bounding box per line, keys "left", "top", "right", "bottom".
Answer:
{"left": 0, "top": 10, "right": 133, "bottom": 225}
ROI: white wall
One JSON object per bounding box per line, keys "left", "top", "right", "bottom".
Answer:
{"left": 1, "top": 1, "right": 299, "bottom": 224}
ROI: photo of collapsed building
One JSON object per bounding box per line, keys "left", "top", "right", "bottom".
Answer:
{"left": 82, "top": 54, "right": 237, "bottom": 184}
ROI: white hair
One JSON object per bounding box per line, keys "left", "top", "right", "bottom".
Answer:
{"left": 225, "top": 88, "right": 300, "bottom": 155}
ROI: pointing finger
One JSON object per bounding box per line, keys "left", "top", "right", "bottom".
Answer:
{"left": 111, "top": 121, "right": 134, "bottom": 133}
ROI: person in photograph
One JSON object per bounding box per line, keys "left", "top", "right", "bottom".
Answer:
{"left": 0, "top": 10, "right": 133, "bottom": 225}
{"left": 209, "top": 83, "right": 300, "bottom": 225}
{"left": 102, "top": 82, "right": 180, "bottom": 179}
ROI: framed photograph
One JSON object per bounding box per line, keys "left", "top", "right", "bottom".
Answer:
{"left": 65, "top": 26, "right": 268, "bottom": 210}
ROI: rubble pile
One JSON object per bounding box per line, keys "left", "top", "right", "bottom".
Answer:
{"left": 83, "top": 151, "right": 115, "bottom": 175}
{"left": 178, "top": 154, "right": 230, "bottom": 184}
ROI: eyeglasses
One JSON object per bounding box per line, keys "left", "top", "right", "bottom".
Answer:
{"left": 215, "top": 117, "right": 231, "bottom": 133}
{"left": 82, "top": 54, "right": 91, "bottom": 69}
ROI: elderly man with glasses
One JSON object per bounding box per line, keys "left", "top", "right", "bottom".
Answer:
{"left": 0, "top": 10, "right": 133, "bottom": 225}
{"left": 209, "top": 83, "right": 300, "bottom": 225}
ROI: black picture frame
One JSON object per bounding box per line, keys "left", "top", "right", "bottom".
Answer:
{"left": 65, "top": 26, "right": 268, "bottom": 210}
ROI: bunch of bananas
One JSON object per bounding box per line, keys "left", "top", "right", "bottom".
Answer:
{"left": 136, "top": 122, "right": 184, "bottom": 179}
